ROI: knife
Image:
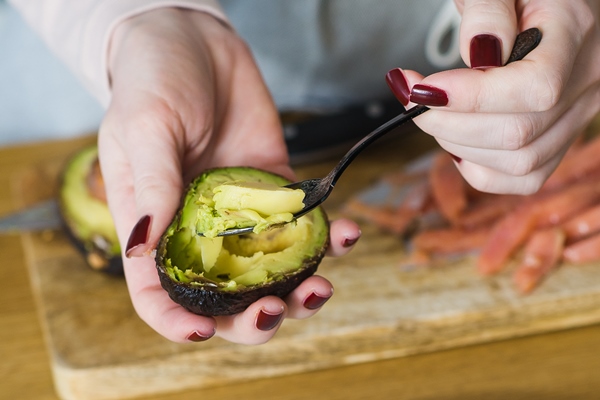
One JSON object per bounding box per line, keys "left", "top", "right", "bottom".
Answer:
{"left": 0, "top": 199, "right": 63, "bottom": 233}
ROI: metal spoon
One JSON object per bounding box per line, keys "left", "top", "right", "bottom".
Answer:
{"left": 215, "top": 27, "right": 542, "bottom": 237}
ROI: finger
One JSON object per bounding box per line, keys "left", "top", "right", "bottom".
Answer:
{"left": 326, "top": 218, "right": 362, "bottom": 257}
{"left": 459, "top": 0, "right": 518, "bottom": 68}
{"left": 215, "top": 297, "right": 287, "bottom": 345}
{"left": 452, "top": 150, "right": 565, "bottom": 195}
{"left": 437, "top": 133, "right": 567, "bottom": 181}
{"left": 445, "top": 85, "right": 599, "bottom": 193}
{"left": 123, "top": 256, "right": 217, "bottom": 343}
{"left": 411, "top": 12, "right": 584, "bottom": 113}
{"left": 385, "top": 68, "right": 424, "bottom": 108}
{"left": 98, "top": 106, "right": 187, "bottom": 258}
{"left": 414, "top": 108, "right": 553, "bottom": 150}
{"left": 285, "top": 275, "right": 334, "bottom": 319}
{"left": 98, "top": 116, "right": 211, "bottom": 343}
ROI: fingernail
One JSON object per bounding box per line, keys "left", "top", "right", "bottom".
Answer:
{"left": 449, "top": 153, "right": 462, "bottom": 163}
{"left": 256, "top": 308, "right": 284, "bottom": 331}
{"left": 125, "top": 215, "right": 152, "bottom": 258}
{"left": 385, "top": 68, "right": 410, "bottom": 106}
{"left": 342, "top": 236, "right": 360, "bottom": 248}
{"left": 410, "top": 84, "right": 448, "bottom": 107}
{"left": 303, "top": 291, "right": 332, "bottom": 310}
{"left": 186, "top": 329, "right": 214, "bottom": 342}
{"left": 470, "top": 34, "right": 502, "bottom": 69}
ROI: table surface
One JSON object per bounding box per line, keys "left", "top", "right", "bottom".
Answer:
{"left": 2, "top": 135, "right": 600, "bottom": 400}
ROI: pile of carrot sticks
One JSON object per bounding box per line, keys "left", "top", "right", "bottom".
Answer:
{"left": 344, "top": 135, "right": 600, "bottom": 294}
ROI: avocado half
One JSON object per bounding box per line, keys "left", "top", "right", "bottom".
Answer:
{"left": 155, "top": 167, "right": 330, "bottom": 316}
{"left": 58, "top": 145, "right": 123, "bottom": 275}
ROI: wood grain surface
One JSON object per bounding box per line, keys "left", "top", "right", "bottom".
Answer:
{"left": 8, "top": 122, "right": 600, "bottom": 400}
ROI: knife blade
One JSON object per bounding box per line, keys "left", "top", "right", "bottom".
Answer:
{"left": 0, "top": 199, "right": 63, "bottom": 233}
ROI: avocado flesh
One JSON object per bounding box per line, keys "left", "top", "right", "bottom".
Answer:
{"left": 213, "top": 181, "right": 305, "bottom": 215}
{"left": 59, "top": 146, "right": 122, "bottom": 274}
{"left": 189, "top": 177, "right": 305, "bottom": 238}
{"left": 164, "top": 213, "right": 317, "bottom": 289}
{"left": 156, "top": 167, "right": 329, "bottom": 316}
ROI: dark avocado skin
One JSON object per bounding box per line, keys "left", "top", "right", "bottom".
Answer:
{"left": 155, "top": 166, "right": 330, "bottom": 316}
{"left": 58, "top": 146, "right": 124, "bottom": 276}
{"left": 60, "top": 217, "right": 124, "bottom": 275}
{"left": 155, "top": 248, "right": 325, "bottom": 316}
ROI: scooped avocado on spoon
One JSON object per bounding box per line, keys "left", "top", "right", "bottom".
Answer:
{"left": 196, "top": 179, "right": 306, "bottom": 238}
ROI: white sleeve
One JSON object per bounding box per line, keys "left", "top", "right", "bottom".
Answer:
{"left": 8, "top": 0, "right": 229, "bottom": 107}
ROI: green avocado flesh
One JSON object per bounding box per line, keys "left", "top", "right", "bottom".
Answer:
{"left": 192, "top": 178, "right": 306, "bottom": 238}
{"left": 59, "top": 145, "right": 122, "bottom": 274}
{"left": 155, "top": 167, "right": 329, "bottom": 316}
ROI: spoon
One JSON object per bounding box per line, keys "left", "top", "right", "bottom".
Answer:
{"left": 216, "top": 27, "right": 542, "bottom": 237}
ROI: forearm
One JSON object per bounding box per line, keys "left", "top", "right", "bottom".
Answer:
{"left": 8, "top": 0, "right": 228, "bottom": 107}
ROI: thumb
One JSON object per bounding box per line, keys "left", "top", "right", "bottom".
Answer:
{"left": 98, "top": 115, "right": 185, "bottom": 259}
{"left": 457, "top": 0, "right": 519, "bottom": 68}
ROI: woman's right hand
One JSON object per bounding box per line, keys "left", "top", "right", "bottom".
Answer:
{"left": 388, "top": 0, "right": 600, "bottom": 195}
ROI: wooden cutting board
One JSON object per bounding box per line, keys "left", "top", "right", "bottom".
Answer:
{"left": 15, "top": 131, "right": 600, "bottom": 400}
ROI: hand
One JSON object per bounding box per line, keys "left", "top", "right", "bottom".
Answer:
{"left": 388, "top": 0, "right": 600, "bottom": 195}
{"left": 97, "top": 8, "right": 361, "bottom": 344}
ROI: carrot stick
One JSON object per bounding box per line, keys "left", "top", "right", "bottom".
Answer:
{"left": 458, "top": 194, "right": 521, "bottom": 230}
{"left": 400, "top": 248, "right": 432, "bottom": 269}
{"left": 411, "top": 227, "right": 490, "bottom": 255}
{"left": 532, "top": 179, "right": 600, "bottom": 229}
{"left": 543, "top": 135, "right": 600, "bottom": 190}
{"left": 561, "top": 203, "right": 600, "bottom": 243}
{"left": 513, "top": 228, "right": 565, "bottom": 294}
{"left": 429, "top": 152, "right": 468, "bottom": 225}
{"left": 477, "top": 205, "right": 538, "bottom": 275}
{"left": 563, "top": 232, "right": 600, "bottom": 264}
{"left": 343, "top": 200, "right": 422, "bottom": 236}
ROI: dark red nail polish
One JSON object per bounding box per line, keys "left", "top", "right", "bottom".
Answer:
{"left": 303, "top": 292, "right": 332, "bottom": 310}
{"left": 410, "top": 84, "right": 448, "bottom": 107}
{"left": 385, "top": 68, "right": 410, "bottom": 106}
{"left": 470, "top": 34, "right": 502, "bottom": 69}
{"left": 342, "top": 236, "right": 359, "bottom": 248}
{"left": 125, "top": 215, "right": 152, "bottom": 258}
{"left": 449, "top": 153, "right": 462, "bottom": 163}
{"left": 256, "top": 309, "right": 283, "bottom": 331}
{"left": 186, "top": 330, "right": 214, "bottom": 342}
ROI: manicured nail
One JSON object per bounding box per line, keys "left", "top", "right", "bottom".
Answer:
{"left": 449, "top": 153, "right": 462, "bottom": 163}
{"left": 303, "top": 291, "right": 332, "bottom": 310}
{"left": 470, "top": 34, "right": 502, "bottom": 69}
{"left": 410, "top": 84, "right": 448, "bottom": 107}
{"left": 125, "top": 215, "right": 152, "bottom": 258}
{"left": 256, "top": 308, "right": 284, "bottom": 331}
{"left": 385, "top": 68, "right": 410, "bottom": 106}
{"left": 342, "top": 236, "right": 360, "bottom": 248}
{"left": 186, "top": 329, "right": 214, "bottom": 342}
{"left": 469, "top": 34, "right": 502, "bottom": 69}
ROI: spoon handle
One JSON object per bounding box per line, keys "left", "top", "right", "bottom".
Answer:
{"left": 324, "top": 27, "right": 543, "bottom": 187}
{"left": 324, "top": 104, "right": 428, "bottom": 187}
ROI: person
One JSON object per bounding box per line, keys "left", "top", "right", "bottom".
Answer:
{"left": 4, "top": 0, "right": 600, "bottom": 344}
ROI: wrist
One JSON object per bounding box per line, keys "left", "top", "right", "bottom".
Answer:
{"left": 106, "top": 7, "right": 232, "bottom": 89}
